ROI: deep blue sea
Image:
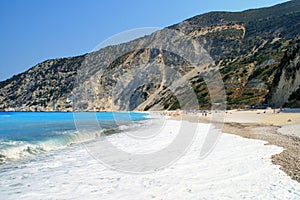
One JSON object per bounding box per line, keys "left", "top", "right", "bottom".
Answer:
{"left": 0, "top": 112, "right": 148, "bottom": 164}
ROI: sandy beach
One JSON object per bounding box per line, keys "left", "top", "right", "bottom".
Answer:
{"left": 167, "top": 109, "right": 300, "bottom": 183}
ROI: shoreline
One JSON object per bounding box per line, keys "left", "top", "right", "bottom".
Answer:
{"left": 1, "top": 110, "right": 299, "bottom": 182}
{"left": 165, "top": 110, "right": 300, "bottom": 183}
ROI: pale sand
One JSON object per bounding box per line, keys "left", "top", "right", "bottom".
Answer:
{"left": 166, "top": 109, "right": 300, "bottom": 182}
{"left": 225, "top": 109, "right": 300, "bottom": 126}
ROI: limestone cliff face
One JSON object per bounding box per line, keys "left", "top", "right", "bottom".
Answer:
{"left": 1, "top": 1, "right": 300, "bottom": 111}
{"left": 270, "top": 41, "right": 300, "bottom": 107}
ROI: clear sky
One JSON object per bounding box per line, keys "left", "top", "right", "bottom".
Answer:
{"left": 0, "top": 0, "right": 290, "bottom": 81}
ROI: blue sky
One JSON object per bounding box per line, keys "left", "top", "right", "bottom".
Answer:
{"left": 0, "top": 0, "right": 290, "bottom": 81}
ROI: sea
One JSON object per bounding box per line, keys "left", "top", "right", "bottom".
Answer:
{"left": 0, "top": 112, "right": 149, "bottom": 165}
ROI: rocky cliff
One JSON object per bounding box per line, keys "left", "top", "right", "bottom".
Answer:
{"left": 1, "top": 0, "right": 300, "bottom": 111}
{"left": 270, "top": 39, "right": 300, "bottom": 107}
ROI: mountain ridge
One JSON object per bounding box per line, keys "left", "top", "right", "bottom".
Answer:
{"left": 1, "top": 1, "right": 300, "bottom": 111}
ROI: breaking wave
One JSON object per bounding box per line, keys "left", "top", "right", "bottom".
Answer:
{"left": 0, "top": 128, "right": 118, "bottom": 164}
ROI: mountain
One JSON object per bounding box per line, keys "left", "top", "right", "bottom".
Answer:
{"left": 1, "top": 0, "right": 300, "bottom": 111}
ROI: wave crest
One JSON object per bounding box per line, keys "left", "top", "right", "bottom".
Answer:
{"left": 0, "top": 128, "right": 118, "bottom": 164}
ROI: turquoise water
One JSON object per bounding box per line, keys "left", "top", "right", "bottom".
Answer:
{"left": 0, "top": 112, "right": 148, "bottom": 164}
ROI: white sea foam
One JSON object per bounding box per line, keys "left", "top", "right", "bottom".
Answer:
{"left": 0, "top": 129, "right": 116, "bottom": 163}
{"left": 0, "top": 120, "right": 299, "bottom": 199}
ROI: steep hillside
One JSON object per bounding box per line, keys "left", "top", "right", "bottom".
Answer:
{"left": 270, "top": 38, "right": 300, "bottom": 107}
{"left": 0, "top": 0, "right": 300, "bottom": 111}
{"left": 0, "top": 56, "right": 84, "bottom": 111}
